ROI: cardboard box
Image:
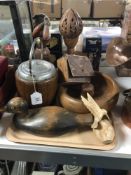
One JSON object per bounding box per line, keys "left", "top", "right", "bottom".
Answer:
{"left": 62, "top": 0, "right": 92, "bottom": 18}
{"left": 0, "top": 6, "right": 11, "bottom": 19}
{"left": 0, "top": 2, "right": 30, "bottom": 20}
{"left": 93, "top": 0, "right": 126, "bottom": 18}
{"left": 31, "top": 0, "right": 61, "bottom": 18}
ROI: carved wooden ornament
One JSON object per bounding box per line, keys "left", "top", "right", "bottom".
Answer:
{"left": 59, "top": 8, "right": 83, "bottom": 38}
{"left": 81, "top": 93, "right": 115, "bottom": 144}
{"left": 59, "top": 9, "right": 83, "bottom": 53}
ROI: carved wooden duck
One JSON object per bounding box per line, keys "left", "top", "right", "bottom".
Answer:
{"left": 3, "top": 96, "right": 115, "bottom": 144}
{"left": 4, "top": 97, "right": 93, "bottom": 136}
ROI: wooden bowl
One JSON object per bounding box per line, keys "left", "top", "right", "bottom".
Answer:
{"left": 58, "top": 73, "right": 119, "bottom": 113}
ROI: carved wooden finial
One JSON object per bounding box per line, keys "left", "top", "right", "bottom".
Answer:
{"left": 59, "top": 9, "right": 83, "bottom": 54}
{"left": 59, "top": 8, "right": 83, "bottom": 38}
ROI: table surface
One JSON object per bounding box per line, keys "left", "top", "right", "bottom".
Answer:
{"left": 1, "top": 66, "right": 131, "bottom": 170}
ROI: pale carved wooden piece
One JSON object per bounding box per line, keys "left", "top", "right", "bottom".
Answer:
{"left": 59, "top": 8, "right": 83, "bottom": 54}
{"left": 81, "top": 93, "right": 110, "bottom": 129}
{"left": 81, "top": 93, "right": 115, "bottom": 144}
{"left": 93, "top": 119, "right": 115, "bottom": 144}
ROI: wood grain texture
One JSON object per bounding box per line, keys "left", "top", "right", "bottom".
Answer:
{"left": 6, "top": 119, "right": 116, "bottom": 150}
{"left": 58, "top": 73, "right": 119, "bottom": 113}
{"left": 15, "top": 74, "right": 57, "bottom": 108}
{"left": 13, "top": 106, "right": 93, "bottom": 136}
{"left": 59, "top": 8, "right": 83, "bottom": 53}
{"left": 57, "top": 55, "right": 92, "bottom": 83}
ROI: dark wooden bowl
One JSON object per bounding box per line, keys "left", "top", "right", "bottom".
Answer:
{"left": 58, "top": 73, "right": 119, "bottom": 113}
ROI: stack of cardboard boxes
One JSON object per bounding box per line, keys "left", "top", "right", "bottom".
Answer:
{"left": 31, "top": 0, "right": 126, "bottom": 19}
{"left": 62, "top": 0, "right": 92, "bottom": 18}
{"left": 31, "top": 0, "right": 61, "bottom": 18}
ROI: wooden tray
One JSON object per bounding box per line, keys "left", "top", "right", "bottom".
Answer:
{"left": 6, "top": 124, "right": 116, "bottom": 151}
